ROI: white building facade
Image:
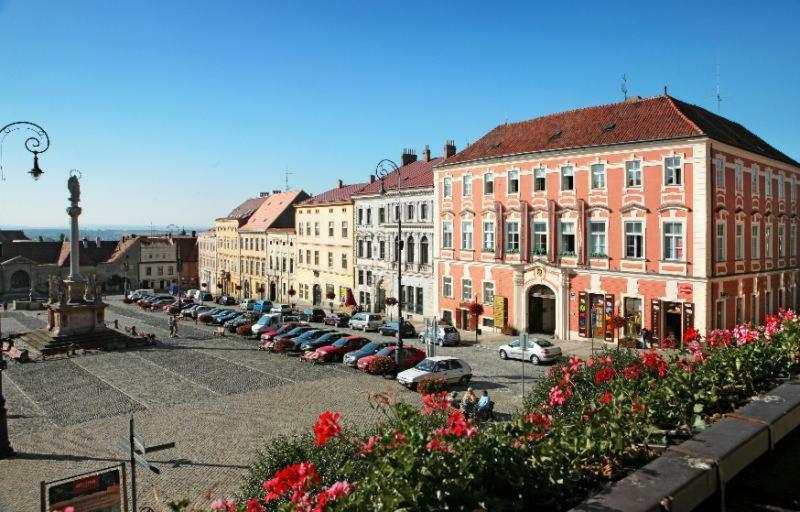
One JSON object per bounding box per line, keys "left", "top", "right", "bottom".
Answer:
{"left": 198, "top": 228, "right": 217, "bottom": 293}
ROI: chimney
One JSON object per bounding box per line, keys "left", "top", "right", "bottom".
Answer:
{"left": 191, "top": 230, "right": 196, "bottom": 237}
{"left": 96, "top": 236, "right": 101, "bottom": 248}
{"left": 625, "top": 95, "right": 643, "bottom": 103}
{"left": 422, "top": 145, "right": 431, "bottom": 162}
{"left": 369, "top": 174, "right": 376, "bottom": 183}
{"left": 335, "top": 179, "right": 343, "bottom": 188}
{"left": 444, "top": 140, "right": 457, "bottom": 159}
{"left": 272, "top": 190, "right": 281, "bottom": 194}
{"left": 401, "top": 148, "right": 417, "bottom": 167}
{"left": 259, "top": 191, "right": 270, "bottom": 197}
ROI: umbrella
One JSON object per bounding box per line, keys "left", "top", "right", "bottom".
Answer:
{"left": 344, "top": 288, "right": 358, "bottom": 307}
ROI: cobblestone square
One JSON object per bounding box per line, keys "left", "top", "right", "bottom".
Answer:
{"left": 0, "top": 296, "right": 548, "bottom": 511}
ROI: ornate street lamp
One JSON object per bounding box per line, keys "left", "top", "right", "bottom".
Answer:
{"left": 0, "top": 120, "right": 49, "bottom": 459}
{"left": 0, "top": 121, "right": 50, "bottom": 181}
{"left": 375, "top": 159, "right": 404, "bottom": 371}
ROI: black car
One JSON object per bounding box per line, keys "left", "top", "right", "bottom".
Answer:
{"left": 299, "top": 331, "right": 347, "bottom": 352}
{"left": 378, "top": 321, "right": 417, "bottom": 338}
{"left": 225, "top": 313, "right": 261, "bottom": 333}
{"left": 302, "top": 308, "right": 327, "bottom": 323}
{"left": 289, "top": 329, "right": 332, "bottom": 351}
{"left": 218, "top": 295, "right": 237, "bottom": 305}
{"left": 342, "top": 341, "right": 397, "bottom": 367}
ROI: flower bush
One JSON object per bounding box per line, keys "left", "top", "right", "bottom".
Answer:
{"left": 236, "top": 324, "right": 253, "bottom": 336}
{"left": 273, "top": 339, "right": 295, "bottom": 353}
{"left": 416, "top": 376, "right": 448, "bottom": 394}
{"left": 364, "top": 356, "right": 395, "bottom": 375}
{"left": 197, "top": 310, "right": 800, "bottom": 512}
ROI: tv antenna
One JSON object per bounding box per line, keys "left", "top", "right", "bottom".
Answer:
{"left": 621, "top": 73, "right": 628, "bottom": 100}
{"left": 715, "top": 64, "right": 723, "bottom": 114}
{"left": 284, "top": 166, "right": 293, "bottom": 191}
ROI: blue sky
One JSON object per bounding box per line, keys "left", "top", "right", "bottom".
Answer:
{"left": 1, "top": 0, "right": 798, "bottom": 228}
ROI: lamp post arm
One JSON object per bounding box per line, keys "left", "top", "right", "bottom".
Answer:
{"left": 1, "top": 121, "right": 50, "bottom": 181}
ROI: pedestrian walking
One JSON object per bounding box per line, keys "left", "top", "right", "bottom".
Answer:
{"left": 168, "top": 316, "right": 175, "bottom": 337}
{"left": 173, "top": 316, "right": 179, "bottom": 337}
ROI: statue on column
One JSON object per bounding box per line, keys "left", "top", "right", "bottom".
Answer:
{"left": 84, "top": 274, "right": 97, "bottom": 302}
{"left": 68, "top": 174, "right": 81, "bottom": 204}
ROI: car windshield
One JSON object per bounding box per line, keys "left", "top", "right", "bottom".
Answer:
{"left": 536, "top": 340, "right": 554, "bottom": 348}
{"left": 331, "top": 338, "right": 351, "bottom": 347}
{"left": 375, "top": 347, "right": 394, "bottom": 357}
{"left": 442, "top": 327, "right": 457, "bottom": 333}
{"left": 415, "top": 359, "right": 437, "bottom": 372}
{"left": 360, "top": 342, "right": 380, "bottom": 352}
{"left": 385, "top": 322, "right": 397, "bottom": 328}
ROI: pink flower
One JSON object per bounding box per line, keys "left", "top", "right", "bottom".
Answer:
{"left": 426, "top": 438, "right": 453, "bottom": 452}
{"left": 361, "top": 435, "right": 382, "bottom": 455}
{"left": 594, "top": 366, "right": 616, "bottom": 385}
{"left": 246, "top": 498, "right": 266, "bottom": 512}
{"left": 313, "top": 411, "right": 343, "bottom": 446}
{"left": 421, "top": 391, "right": 452, "bottom": 414}
{"left": 548, "top": 385, "right": 569, "bottom": 407}
{"left": 211, "top": 498, "right": 236, "bottom": 511}
{"left": 568, "top": 356, "right": 582, "bottom": 372}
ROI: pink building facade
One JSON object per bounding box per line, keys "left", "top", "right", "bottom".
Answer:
{"left": 433, "top": 95, "right": 800, "bottom": 344}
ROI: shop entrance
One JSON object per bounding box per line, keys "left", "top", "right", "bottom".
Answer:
{"left": 527, "top": 285, "right": 555, "bottom": 335}
{"left": 662, "top": 301, "right": 683, "bottom": 346}
{"left": 312, "top": 284, "right": 322, "bottom": 305}
{"left": 589, "top": 294, "right": 607, "bottom": 340}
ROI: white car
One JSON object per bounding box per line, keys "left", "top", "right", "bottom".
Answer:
{"left": 397, "top": 356, "right": 472, "bottom": 389}
{"left": 348, "top": 313, "right": 383, "bottom": 332}
{"left": 270, "top": 303, "right": 292, "bottom": 315}
{"left": 497, "top": 338, "right": 562, "bottom": 364}
{"left": 240, "top": 298, "right": 257, "bottom": 311}
{"left": 251, "top": 313, "right": 282, "bottom": 336}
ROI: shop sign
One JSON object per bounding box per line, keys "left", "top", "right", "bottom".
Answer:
{"left": 493, "top": 296, "right": 507, "bottom": 328}
{"left": 42, "top": 465, "right": 126, "bottom": 512}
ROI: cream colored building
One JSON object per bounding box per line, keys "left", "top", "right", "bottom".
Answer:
{"left": 198, "top": 228, "right": 217, "bottom": 292}
{"left": 295, "top": 180, "right": 369, "bottom": 307}
{"left": 266, "top": 228, "right": 296, "bottom": 302}
{"left": 214, "top": 196, "right": 266, "bottom": 296}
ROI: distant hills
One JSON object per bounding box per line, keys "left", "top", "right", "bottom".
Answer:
{"left": 0, "top": 225, "right": 208, "bottom": 241}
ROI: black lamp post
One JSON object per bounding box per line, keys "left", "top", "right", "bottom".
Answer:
{"left": 0, "top": 120, "right": 50, "bottom": 459}
{"left": 375, "top": 159, "right": 404, "bottom": 370}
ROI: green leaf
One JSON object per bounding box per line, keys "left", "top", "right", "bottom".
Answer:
{"left": 692, "top": 415, "right": 708, "bottom": 432}
{"left": 693, "top": 403, "right": 704, "bottom": 413}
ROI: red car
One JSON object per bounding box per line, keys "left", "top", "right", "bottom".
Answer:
{"left": 314, "top": 335, "right": 369, "bottom": 362}
{"left": 357, "top": 346, "right": 426, "bottom": 373}
{"left": 323, "top": 313, "right": 351, "bottom": 327}
{"left": 260, "top": 322, "right": 303, "bottom": 342}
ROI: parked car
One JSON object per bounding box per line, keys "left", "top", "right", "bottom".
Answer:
{"left": 240, "top": 298, "right": 257, "bottom": 311}
{"left": 497, "top": 338, "right": 562, "bottom": 364}
{"left": 270, "top": 303, "right": 292, "bottom": 315}
{"left": 190, "top": 305, "right": 215, "bottom": 318}
{"left": 342, "top": 341, "right": 397, "bottom": 367}
{"left": 323, "top": 312, "right": 351, "bottom": 327}
{"left": 199, "top": 292, "right": 213, "bottom": 301}
{"left": 217, "top": 295, "right": 237, "bottom": 305}
{"left": 349, "top": 313, "right": 383, "bottom": 332}
{"left": 314, "top": 335, "right": 370, "bottom": 362}
{"left": 253, "top": 300, "right": 274, "bottom": 313}
{"left": 128, "top": 288, "right": 154, "bottom": 300}
{"left": 260, "top": 322, "right": 303, "bottom": 341}
{"left": 211, "top": 310, "right": 241, "bottom": 325}
{"left": 301, "top": 308, "right": 326, "bottom": 323}
{"left": 357, "top": 346, "right": 426, "bottom": 373}
{"left": 418, "top": 325, "right": 461, "bottom": 346}
{"left": 197, "top": 307, "right": 224, "bottom": 321}
{"left": 299, "top": 331, "right": 347, "bottom": 352}
{"left": 397, "top": 356, "right": 473, "bottom": 389}
{"left": 288, "top": 329, "right": 333, "bottom": 351}
{"left": 225, "top": 313, "right": 260, "bottom": 332}
{"left": 251, "top": 313, "right": 281, "bottom": 336}
{"left": 272, "top": 325, "right": 314, "bottom": 343}
{"left": 378, "top": 321, "right": 417, "bottom": 338}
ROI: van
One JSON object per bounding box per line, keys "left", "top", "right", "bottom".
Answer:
{"left": 349, "top": 312, "right": 383, "bottom": 332}
{"left": 270, "top": 303, "right": 292, "bottom": 315}
{"left": 251, "top": 313, "right": 282, "bottom": 336}
{"left": 253, "top": 300, "right": 274, "bottom": 313}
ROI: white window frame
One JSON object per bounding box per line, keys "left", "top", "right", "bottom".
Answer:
{"left": 751, "top": 223, "right": 760, "bottom": 259}
{"left": 765, "top": 223, "right": 773, "bottom": 258}
{"left": 482, "top": 220, "right": 495, "bottom": 252}
{"left": 752, "top": 165, "right": 759, "bottom": 194}
{"left": 662, "top": 220, "right": 685, "bottom": 261}
{"left": 532, "top": 221, "right": 547, "bottom": 255}
{"left": 778, "top": 174, "right": 785, "bottom": 200}
{"left": 505, "top": 221, "right": 520, "bottom": 253}
{"left": 482, "top": 281, "right": 495, "bottom": 305}
{"left": 590, "top": 163, "right": 606, "bottom": 190}
{"left": 735, "top": 163, "right": 743, "bottom": 192}
{"left": 442, "top": 276, "right": 453, "bottom": 298}
{"left": 624, "top": 220, "right": 644, "bottom": 259}
{"left": 716, "top": 221, "right": 726, "bottom": 262}
{"left": 443, "top": 177, "right": 452, "bottom": 198}
{"left": 461, "top": 220, "right": 473, "bottom": 250}
{"left": 589, "top": 220, "right": 607, "bottom": 256}
{"left": 559, "top": 220, "right": 576, "bottom": 255}
{"left": 462, "top": 175, "right": 472, "bottom": 197}
{"left": 778, "top": 223, "right": 786, "bottom": 257}
{"left": 766, "top": 169, "right": 772, "bottom": 196}
{"left": 715, "top": 299, "right": 725, "bottom": 329}
{"left": 560, "top": 165, "right": 574, "bottom": 191}
{"left": 792, "top": 223, "right": 798, "bottom": 257}
{"left": 507, "top": 169, "right": 520, "bottom": 194}
{"left": 626, "top": 160, "right": 642, "bottom": 188}
{"left": 484, "top": 173, "right": 494, "bottom": 195}
{"left": 664, "top": 156, "right": 683, "bottom": 186}
{"left": 533, "top": 167, "right": 546, "bottom": 192}
{"left": 715, "top": 158, "right": 725, "bottom": 189}
{"left": 442, "top": 221, "right": 453, "bottom": 249}
{"left": 735, "top": 222, "right": 744, "bottom": 261}
{"left": 462, "top": 279, "right": 473, "bottom": 301}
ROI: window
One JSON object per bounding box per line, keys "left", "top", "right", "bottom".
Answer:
{"left": 443, "top": 276, "right": 453, "bottom": 298}
{"left": 314, "top": 222, "right": 320, "bottom": 236}
{"left": 394, "top": 204, "right": 400, "bottom": 221}
{"left": 766, "top": 169, "right": 772, "bottom": 196}
{"left": 716, "top": 222, "right": 726, "bottom": 261}
{"left": 366, "top": 271, "right": 373, "bottom": 286}
{"left": 146, "top": 267, "right": 152, "bottom": 276}
{"left": 482, "top": 282, "right": 495, "bottom": 305}
{"left": 735, "top": 164, "right": 743, "bottom": 192}
{"left": 626, "top": 160, "right": 642, "bottom": 187}
{"left": 461, "top": 221, "right": 473, "bottom": 250}
{"left": 341, "top": 254, "right": 347, "bottom": 268}
{"left": 778, "top": 223, "right": 785, "bottom": 257}
{"left": 590, "top": 164, "right": 606, "bottom": 190}
{"left": 357, "top": 270, "right": 364, "bottom": 285}
{"left": 378, "top": 207, "right": 386, "bottom": 224}
{"left": 462, "top": 279, "right": 472, "bottom": 301}
{"left": 341, "top": 221, "right": 348, "bottom": 238}
{"left": 735, "top": 296, "right": 743, "bottom": 325}
{"left": 793, "top": 224, "right": 798, "bottom": 257}
{"left": 532, "top": 221, "right": 547, "bottom": 255}
{"left": 751, "top": 293, "right": 758, "bottom": 324}
{"left": 589, "top": 221, "right": 606, "bottom": 256}
{"left": 778, "top": 174, "right": 785, "bottom": 200}
{"left": 406, "top": 237, "right": 414, "bottom": 263}
{"left": 314, "top": 251, "right": 319, "bottom": 265}
{"left": 419, "top": 237, "right": 429, "bottom": 264}
{"left": 379, "top": 240, "right": 385, "bottom": 260}
{"left": 506, "top": 221, "right": 520, "bottom": 253}
{"left": 766, "top": 291, "right": 772, "bottom": 316}
{"left": 463, "top": 176, "right": 472, "bottom": 196}
{"left": 306, "top": 250, "right": 311, "bottom": 264}
{"left": 357, "top": 240, "right": 364, "bottom": 258}
{"left": 752, "top": 166, "right": 759, "bottom": 194}
{"left": 484, "top": 173, "right": 494, "bottom": 194}
{"left": 561, "top": 166, "right": 574, "bottom": 191}
{"left": 443, "top": 177, "right": 452, "bottom": 198}
{"left": 482, "top": 221, "right": 494, "bottom": 252}
{"left": 508, "top": 170, "right": 520, "bottom": 193}
{"left": 367, "top": 240, "right": 372, "bottom": 258}
{"left": 715, "top": 158, "right": 725, "bottom": 189}
{"left": 328, "top": 252, "right": 333, "bottom": 267}
{"left": 793, "top": 176, "right": 798, "bottom": 202}
{"left": 420, "top": 203, "right": 428, "bottom": 220}
{"left": 328, "top": 221, "right": 334, "bottom": 237}
{"left": 663, "top": 222, "right": 684, "bottom": 261}
{"left": 407, "top": 204, "right": 415, "bottom": 220}
{"left": 752, "top": 224, "right": 760, "bottom": 259}
{"left": 665, "top": 156, "right": 682, "bottom": 186}
{"left": 560, "top": 221, "right": 575, "bottom": 255}
{"left": 298, "top": 223, "right": 304, "bottom": 236}
{"left": 442, "top": 221, "right": 453, "bottom": 249}
{"left": 766, "top": 224, "right": 773, "bottom": 258}
{"left": 735, "top": 223, "right": 744, "bottom": 260}
{"left": 534, "top": 168, "right": 546, "bottom": 192}
{"left": 357, "top": 209, "right": 363, "bottom": 225}
{"left": 298, "top": 251, "right": 303, "bottom": 264}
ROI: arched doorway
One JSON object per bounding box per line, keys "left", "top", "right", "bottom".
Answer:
{"left": 312, "top": 284, "right": 322, "bottom": 305}
{"left": 269, "top": 282, "right": 277, "bottom": 301}
{"left": 527, "top": 284, "right": 556, "bottom": 335}
{"left": 10, "top": 270, "right": 30, "bottom": 290}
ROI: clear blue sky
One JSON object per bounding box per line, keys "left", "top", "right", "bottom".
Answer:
{"left": 1, "top": 0, "right": 798, "bottom": 228}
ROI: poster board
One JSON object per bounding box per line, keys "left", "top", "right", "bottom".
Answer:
{"left": 578, "top": 292, "right": 588, "bottom": 338}
{"left": 492, "top": 295, "right": 507, "bottom": 328}
{"left": 41, "top": 464, "right": 127, "bottom": 512}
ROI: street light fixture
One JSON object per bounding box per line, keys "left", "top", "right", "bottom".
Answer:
{"left": 375, "top": 159, "right": 404, "bottom": 371}
{"left": 0, "top": 120, "right": 50, "bottom": 459}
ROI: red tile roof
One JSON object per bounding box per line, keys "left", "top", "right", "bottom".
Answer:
{"left": 354, "top": 157, "right": 443, "bottom": 196}
{"left": 440, "top": 95, "right": 799, "bottom": 168}
{"left": 57, "top": 240, "right": 119, "bottom": 267}
{"left": 220, "top": 196, "right": 269, "bottom": 224}
{"left": 0, "top": 240, "right": 62, "bottom": 264}
{"left": 0, "top": 230, "right": 29, "bottom": 243}
{"left": 300, "top": 182, "right": 370, "bottom": 206}
{"left": 240, "top": 190, "right": 309, "bottom": 231}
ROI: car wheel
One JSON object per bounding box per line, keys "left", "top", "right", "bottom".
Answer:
{"left": 459, "top": 375, "right": 470, "bottom": 386}
{"left": 530, "top": 355, "right": 540, "bottom": 365}
{"left": 499, "top": 349, "right": 508, "bottom": 360}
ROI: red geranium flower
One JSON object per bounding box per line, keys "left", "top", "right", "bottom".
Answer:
{"left": 263, "top": 462, "right": 319, "bottom": 503}
{"left": 594, "top": 366, "right": 616, "bottom": 385}
{"left": 313, "top": 411, "right": 343, "bottom": 446}
{"left": 421, "top": 391, "right": 452, "bottom": 414}
{"left": 599, "top": 391, "right": 613, "bottom": 405}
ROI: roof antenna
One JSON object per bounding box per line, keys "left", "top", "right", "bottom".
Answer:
{"left": 621, "top": 73, "right": 628, "bottom": 100}
{"left": 284, "top": 165, "right": 293, "bottom": 192}
{"left": 715, "top": 63, "right": 723, "bottom": 114}
{"left": 664, "top": 85, "right": 668, "bottom": 96}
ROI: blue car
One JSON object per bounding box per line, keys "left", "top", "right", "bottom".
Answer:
{"left": 253, "top": 300, "right": 274, "bottom": 313}
{"left": 212, "top": 310, "right": 241, "bottom": 325}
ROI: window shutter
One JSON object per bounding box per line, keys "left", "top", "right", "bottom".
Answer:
{"left": 578, "top": 292, "right": 589, "bottom": 338}
{"left": 548, "top": 200, "right": 556, "bottom": 263}
{"left": 494, "top": 201, "right": 504, "bottom": 259}
{"left": 520, "top": 201, "right": 529, "bottom": 263}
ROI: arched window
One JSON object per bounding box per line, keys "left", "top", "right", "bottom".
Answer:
{"left": 406, "top": 236, "right": 415, "bottom": 263}
{"left": 10, "top": 270, "right": 30, "bottom": 289}
{"left": 420, "top": 236, "right": 429, "bottom": 265}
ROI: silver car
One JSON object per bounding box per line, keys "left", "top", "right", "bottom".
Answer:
{"left": 418, "top": 326, "right": 461, "bottom": 346}
{"left": 497, "top": 338, "right": 562, "bottom": 364}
